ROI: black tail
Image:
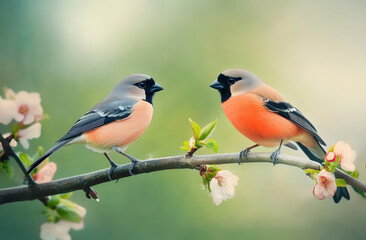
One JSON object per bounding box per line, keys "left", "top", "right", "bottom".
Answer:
{"left": 296, "top": 140, "right": 350, "bottom": 203}
{"left": 26, "top": 140, "right": 71, "bottom": 175}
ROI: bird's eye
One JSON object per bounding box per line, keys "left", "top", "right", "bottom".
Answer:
{"left": 137, "top": 82, "right": 147, "bottom": 89}
{"left": 227, "top": 78, "right": 236, "bottom": 85}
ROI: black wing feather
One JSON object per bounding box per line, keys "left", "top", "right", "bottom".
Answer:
{"left": 56, "top": 102, "right": 133, "bottom": 142}
{"left": 264, "top": 99, "right": 326, "bottom": 146}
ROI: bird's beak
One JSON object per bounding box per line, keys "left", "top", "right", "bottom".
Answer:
{"left": 150, "top": 83, "right": 164, "bottom": 93}
{"left": 210, "top": 80, "right": 224, "bottom": 90}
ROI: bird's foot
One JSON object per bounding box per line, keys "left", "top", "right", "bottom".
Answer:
{"left": 108, "top": 162, "right": 118, "bottom": 182}
{"left": 238, "top": 148, "right": 250, "bottom": 165}
{"left": 270, "top": 150, "right": 280, "bottom": 166}
{"left": 271, "top": 140, "right": 283, "bottom": 166}
{"left": 128, "top": 158, "right": 140, "bottom": 176}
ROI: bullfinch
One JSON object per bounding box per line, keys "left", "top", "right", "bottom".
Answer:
{"left": 210, "top": 68, "right": 349, "bottom": 203}
{"left": 27, "top": 74, "right": 163, "bottom": 180}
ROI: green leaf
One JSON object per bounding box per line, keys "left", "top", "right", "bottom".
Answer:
{"left": 0, "top": 161, "right": 14, "bottom": 178}
{"left": 351, "top": 170, "right": 359, "bottom": 179}
{"left": 205, "top": 166, "right": 221, "bottom": 180}
{"left": 59, "top": 192, "right": 73, "bottom": 199}
{"left": 19, "top": 153, "right": 31, "bottom": 168}
{"left": 183, "top": 141, "right": 189, "bottom": 147}
{"left": 180, "top": 146, "right": 191, "bottom": 151}
{"left": 305, "top": 169, "right": 316, "bottom": 175}
{"left": 327, "top": 145, "right": 335, "bottom": 153}
{"left": 47, "top": 196, "right": 60, "bottom": 208}
{"left": 207, "top": 165, "right": 219, "bottom": 172}
{"left": 189, "top": 118, "right": 201, "bottom": 141}
{"left": 41, "top": 206, "right": 54, "bottom": 215}
{"left": 195, "top": 141, "right": 205, "bottom": 148}
{"left": 305, "top": 168, "right": 320, "bottom": 180}
{"left": 335, "top": 179, "right": 347, "bottom": 187}
{"left": 32, "top": 146, "right": 44, "bottom": 161}
{"left": 199, "top": 120, "right": 217, "bottom": 141}
{"left": 326, "top": 156, "right": 341, "bottom": 173}
{"left": 41, "top": 207, "right": 59, "bottom": 223}
{"left": 334, "top": 155, "right": 341, "bottom": 166}
{"left": 56, "top": 204, "right": 81, "bottom": 223}
{"left": 203, "top": 139, "right": 219, "bottom": 153}
{"left": 42, "top": 113, "right": 50, "bottom": 121}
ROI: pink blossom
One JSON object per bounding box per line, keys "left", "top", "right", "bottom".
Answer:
{"left": 40, "top": 204, "right": 86, "bottom": 240}
{"left": 333, "top": 141, "right": 356, "bottom": 172}
{"left": 6, "top": 89, "right": 43, "bottom": 125}
{"left": 0, "top": 97, "right": 18, "bottom": 125}
{"left": 210, "top": 170, "right": 239, "bottom": 206}
{"left": 17, "top": 123, "right": 41, "bottom": 149}
{"left": 325, "top": 152, "right": 336, "bottom": 162}
{"left": 313, "top": 169, "right": 337, "bottom": 200}
{"left": 33, "top": 162, "right": 57, "bottom": 183}
{"left": 0, "top": 133, "right": 17, "bottom": 151}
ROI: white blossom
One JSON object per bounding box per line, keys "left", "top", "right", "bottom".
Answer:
{"left": 9, "top": 89, "right": 43, "bottom": 125}
{"left": 210, "top": 170, "right": 239, "bottom": 206}
{"left": 333, "top": 141, "right": 356, "bottom": 172}
{"left": 0, "top": 97, "right": 18, "bottom": 125}
{"left": 40, "top": 204, "right": 86, "bottom": 240}
{"left": 17, "top": 123, "right": 42, "bottom": 149}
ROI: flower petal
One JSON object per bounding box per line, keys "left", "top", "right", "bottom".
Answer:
{"left": 313, "top": 183, "right": 326, "bottom": 200}
{"left": 333, "top": 141, "right": 356, "bottom": 172}
{"left": 0, "top": 99, "right": 17, "bottom": 125}
{"left": 5, "top": 88, "right": 16, "bottom": 100}
{"left": 14, "top": 90, "right": 43, "bottom": 124}
{"left": 34, "top": 162, "right": 57, "bottom": 183}
{"left": 209, "top": 170, "right": 239, "bottom": 205}
{"left": 314, "top": 169, "right": 337, "bottom": 200}
{"left": 41, "top": 221, "right": 73, "bottom": 240}
{"left": 18, "top": 123, "right": 42, "bottom": 149}
{"left": 210, "top": 178, "right": 225, "bottom": 205}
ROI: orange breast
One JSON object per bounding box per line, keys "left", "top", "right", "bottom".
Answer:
{"left": 83, "top": 100, "right": 153, "bottom": 150}
{"left": 222, "top": 93, "right": 306, "bottom": 147}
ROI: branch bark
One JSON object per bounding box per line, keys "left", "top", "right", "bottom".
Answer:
{"left": 0, "top": 152, "right": 365, "bottom": 204}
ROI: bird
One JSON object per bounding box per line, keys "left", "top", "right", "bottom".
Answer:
{"left": 210, "top": 68, "right": 349, "bottom": 203}
{"left": 26, "top": 74, "right": 163, "bottom": 181}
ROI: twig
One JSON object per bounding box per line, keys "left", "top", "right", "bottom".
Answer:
{"left": 0, "top": 152, "right": 365, "bottom": 204}
{"left": 0, "top": 134, "right": 36, "bottom": 185}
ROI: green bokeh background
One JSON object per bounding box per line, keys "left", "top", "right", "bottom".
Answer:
{"left": 1, "top": 1, "right": 366, "bottom": 239}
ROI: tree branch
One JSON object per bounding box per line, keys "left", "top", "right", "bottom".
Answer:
{"left": 0, "top": 152, "right": 365, "bottom": 204}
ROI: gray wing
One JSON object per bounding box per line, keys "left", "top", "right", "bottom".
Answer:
{"left": 56, "top": 98, "right": 136, "bottom": 142}
{"left": 263, "top": 99, "right": 326, "bottom": 146}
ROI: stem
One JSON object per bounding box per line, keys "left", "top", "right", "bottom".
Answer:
{"left": 0, "top": 152, "right": 365, "bottom": 205}
{"left": 0, "top": 134, "right": 36, "bottom": 185}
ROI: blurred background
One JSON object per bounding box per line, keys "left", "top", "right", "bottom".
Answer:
{"left": 1, "top": 0, "right": 366, "bottom": 239}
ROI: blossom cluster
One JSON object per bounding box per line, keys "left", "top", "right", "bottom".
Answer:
{"left": 0, "top": 88, "right": 43, "bottom": 150}
{"left": 0, "top": 87, "right": 86, "bottom": 240}
{"left": 310, "top": 141, "right": 357, "bottom": 200}
{"left": 34, "top": 162, "right": 87, "bottom": 240}
{"left": 200, "top": 165, "right": 239, "bottom": 206}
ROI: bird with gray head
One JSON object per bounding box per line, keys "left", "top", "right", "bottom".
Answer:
{"left": 27, "top": 74, "right": 163, "bottom": 181}
{"left": 210, "top": 68, "right": 349, "bottom": 203}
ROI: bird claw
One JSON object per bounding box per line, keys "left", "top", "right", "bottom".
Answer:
{"left": 238, "top": 149, "right": 250, "bottom": 165}
{"left": 128, "top": 159, "right": 140, "bottom": 176}
{"left": 108, "top": 163, "right": 118, "bottom": 181}
{"left": 270, "top": 150, "right": 280, "bottom": 165}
